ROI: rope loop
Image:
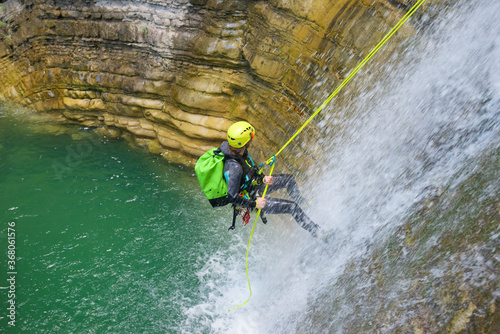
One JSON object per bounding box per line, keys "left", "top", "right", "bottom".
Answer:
{"left": 266, "top": 155, "right": 276, "bottom": 167}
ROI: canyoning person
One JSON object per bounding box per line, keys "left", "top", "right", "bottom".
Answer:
{"left": 220, "top": 121, "right": 329, "bottom": 239}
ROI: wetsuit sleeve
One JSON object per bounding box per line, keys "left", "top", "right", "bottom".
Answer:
{"left": 224, "top": 160, "right": 256, "bottom": 209}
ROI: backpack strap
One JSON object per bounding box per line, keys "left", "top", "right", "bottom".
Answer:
{"left": 221, "top": 150, "right": 252, "bottom": 191}
{"left": 228, "top": 205, "right": 239, "bottom": 231}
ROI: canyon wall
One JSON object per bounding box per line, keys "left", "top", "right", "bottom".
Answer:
{"left": 1, "top": 0, "right": 415, "bottom": 167}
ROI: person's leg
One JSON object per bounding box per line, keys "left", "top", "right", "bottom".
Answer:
{"left": 262, "top": 197, "right": 320, "bottom": 236}
{"left": 261, "top": 174, "right": 307, "bottom": 205}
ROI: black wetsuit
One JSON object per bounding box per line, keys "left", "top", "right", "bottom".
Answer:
{"left": 220, "top": 141, "right": 321, "bottom": 236}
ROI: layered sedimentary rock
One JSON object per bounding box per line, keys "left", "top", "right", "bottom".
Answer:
{"left": 0, "top": 0, "right": 415, "bottom": 167}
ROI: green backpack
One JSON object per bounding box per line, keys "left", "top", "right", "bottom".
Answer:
{"left": 195, "top": 148, "right": 229, "bottom": 207}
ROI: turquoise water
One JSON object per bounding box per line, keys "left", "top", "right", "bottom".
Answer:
{"left": 0, "top": 105, "right": 245, "bottom": 333}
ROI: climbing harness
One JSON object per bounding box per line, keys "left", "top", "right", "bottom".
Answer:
{"left": 229, "top": 0, "right": 429, "bottom": 311}
{"left": 232, "top": 159, "right": 271, "bottom": 227}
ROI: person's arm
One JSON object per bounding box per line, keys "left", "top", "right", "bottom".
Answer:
{"left": 224, "top": 160, "right": 257, "bottom": 209}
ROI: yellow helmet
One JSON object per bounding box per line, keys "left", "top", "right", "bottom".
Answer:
{"left": 227, "top": 121, "right": 255, "bottom": 148}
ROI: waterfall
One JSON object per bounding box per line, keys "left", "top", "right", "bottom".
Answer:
{"left": 183, "top": 0, "right": 499, "bottom": 332}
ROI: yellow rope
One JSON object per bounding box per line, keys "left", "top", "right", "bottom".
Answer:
{"left": 229, "top": 0, "right": 428, "bottom": 311}
{"left": 266, "top": 0, "right": 428, "bottom": 165}
{"left": 228, "top": 163, "right": 275, "bottom": 312}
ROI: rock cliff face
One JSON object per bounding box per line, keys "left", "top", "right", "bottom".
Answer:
{"left": 4, "top": 1, "right": 498, "bottom": 333}
{"left": 0, "top": 0, "right": 415, "bottom": 166}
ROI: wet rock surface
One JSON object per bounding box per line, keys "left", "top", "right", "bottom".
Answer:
{"left": 0, "top": 0, "right": 413, "bottom": 166}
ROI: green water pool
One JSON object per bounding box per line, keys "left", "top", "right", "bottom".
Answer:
{"left": 0, "top": 104, "right": 243, "bottom": 332}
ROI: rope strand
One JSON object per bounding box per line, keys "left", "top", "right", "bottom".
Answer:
{"left": 268, "top": 0, "right": 428, "bottom": 165}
